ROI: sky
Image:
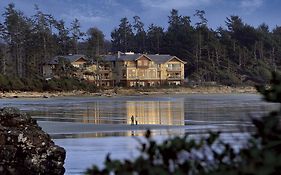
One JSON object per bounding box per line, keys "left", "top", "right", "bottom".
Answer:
{"left": 0, "top": 0, "right": 281, "bottom": 40}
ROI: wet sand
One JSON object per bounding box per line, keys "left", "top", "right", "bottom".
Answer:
{"left": 0, "top": 86, "right": 257, "bottom": 98}
{"left": 37, "top": 121, "right": 241, "bottom": 139}
{"left": 38, "top": 121, "right": 187, "bottom": 135}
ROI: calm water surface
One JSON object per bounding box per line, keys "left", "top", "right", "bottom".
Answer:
{"left": 0, "top": 94, "right": 276, "bottom": 125}
{"left": 0, "top": 94, "right": 278, "bottom": 174}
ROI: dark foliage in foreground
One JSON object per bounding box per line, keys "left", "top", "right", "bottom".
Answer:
{"left": 86, "top": 72, "right": 281, "bottom": 175}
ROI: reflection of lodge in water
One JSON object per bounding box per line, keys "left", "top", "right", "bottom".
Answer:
{"left": 126, "top": 101, "right": 184, "bottom": 125}
{"left": 82, "top": 101, "right": 125, "bottom": 124}
{"left": 82, "top": 100, "right": 184, "bottom": 125}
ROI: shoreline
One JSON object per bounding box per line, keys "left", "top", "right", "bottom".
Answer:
{"left": 0, "top": 86, "right": 257, "bottom": 98}
{"left": 38, "top": 121, "right": 248, "bottom": 140}
{"left": 38, "top": 121, "right": 241, "bottom": 139}
{"left": 38, "top": 121, "right": 187, "bottom": 135}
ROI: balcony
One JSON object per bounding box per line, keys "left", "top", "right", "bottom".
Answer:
{"left": 98, "top": 67, "right": 111, "bottom": 72}
{"left": 167, "top": 67, "right": 181, "bottom": 71}
{"left": 124, "top": 63, "right": 136, "bottom": 67}
{"left": 137, "top": 65, "right": 149, "bottom": 69}
{"left": 125, "top": 75, "right": 159, "bottom": 80}
{"left": 98, "top": 76, "right": 111, "bottom": 80}
{"left": 167, "top": 75, "right": 182, "bottom": 80}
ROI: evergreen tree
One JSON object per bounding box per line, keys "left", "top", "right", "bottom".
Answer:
{"left": 0, "top": 44, "right": 6, "bottom": 74}
{"left": 2, "top": 3, "right": 32, "bottom": 77}
{"left": 70, "top": 18, "right": 84, "bottom": 54}
{"left": 133, "top": 16, "right": 146, "bottom": 53}
{"left": 111, "top": 17, "right": 134, "bottom": 52}
{"left": 86, "top": 27, "right": 105, "bottom": 60}
{"left": 147, "top": 24, "right": 164, "bottom": 54}
{"left": 0, "top": 3, "right": 280, "bottom": 86}
{"left": 55, "top": 20, "right": 71, "bottom": 55}
{"left": 30, "top": 5, "right": 56, "bottom": 77}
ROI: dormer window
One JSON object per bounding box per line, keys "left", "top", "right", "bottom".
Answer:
{"left": 137, "top": 60, "right": 149, "bottom": 67}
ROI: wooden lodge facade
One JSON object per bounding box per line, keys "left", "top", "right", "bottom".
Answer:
{"left": 104, "top": 52, "right": 186, "bottom": 87}
{"left": 43, "top": 52, "right": 186, "bottom": 87}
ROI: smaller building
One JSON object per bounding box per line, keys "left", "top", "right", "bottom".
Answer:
{"left": 42, "top": 54, "right": 88, "bottom": 78}
{"left": 65, "top": 54, "right": 88, "bottom": 69}
{"left": 42, "top": 63, "right": 55, "bottom": 78}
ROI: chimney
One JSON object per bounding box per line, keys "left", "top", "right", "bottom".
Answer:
{"left": 117, "top": 51, "right": 121, "bottom": 58}
{"left": 125, "top": 51, "right": 134, "bottom": 55}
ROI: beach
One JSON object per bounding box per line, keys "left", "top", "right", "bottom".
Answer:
{"left": 0, "top": 86, "right": 257, "bottom": 99}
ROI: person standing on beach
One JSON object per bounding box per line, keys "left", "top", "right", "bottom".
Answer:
{"left": 135, "top": 116, "right": 138, "bottom": 125}
{"left": 131, "top": 115, "right": 134, "bottom": 125}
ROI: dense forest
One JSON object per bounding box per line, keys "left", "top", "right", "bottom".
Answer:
{"left": 1, "top": 3, "right": 281, "bottom": 90}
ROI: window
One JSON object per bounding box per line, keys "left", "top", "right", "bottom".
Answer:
{"left": 167, "top": 63, "right": 181, "bottom": 70}
{"left": 128, "top": 69, "right": 137, "bottom": 78}
{"left": 148, "top": 70, "right": 156, "bottom": 78}
{"left": 138, "top": 60, "right": 148, "bottom": 66}
{"left": 138, "top": 69, "right": 145, "bottom": 78}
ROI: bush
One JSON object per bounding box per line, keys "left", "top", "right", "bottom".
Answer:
{"left": 86, "top": 72, "right": 281, "bottom": 175}
{"left": 42, "top": 77, "right": 97, "bottom": 92}
{"left": 0, "top": 74, "right": 97, "bottom": 92}
{"left": 0, "top": 74, "right": 9, "bottom": 92}
{"left": 8, "top": 76, "right": 24, "bottom": 91}
{"left": 21, "top": 78, "right": 44, "bottom": 91}
{"left": 216, "top": 70, "right": 241, "bottom": 85}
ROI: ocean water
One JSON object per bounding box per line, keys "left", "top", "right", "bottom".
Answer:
{"left": 0, "top": 94, "right": 278, "bottom": 174}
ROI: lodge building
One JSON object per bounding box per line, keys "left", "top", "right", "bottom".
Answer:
{"left": 43, "top": 52, "right": 186, "bottom": 87}
{"left": 104, "top": 52, "right": 186, "bottom": 87}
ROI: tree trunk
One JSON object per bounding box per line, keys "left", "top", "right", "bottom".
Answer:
{"left": 157, "top": 33, "right": 160, "bottom": 54}
{"left": 259, "top": 41, "right": 263, "bottom": 60}
{"left": 238, "top": 47, "right": 242, "bottom": 67}
{"left": 254, "top": 41, "right": 257, "bottom": 60}
{"left": 215, "top": 47, "right": 219, "bottom": 66}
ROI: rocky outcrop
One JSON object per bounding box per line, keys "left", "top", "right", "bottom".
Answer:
{"left": 0, "top": 107, "right": 65, "bottom": 175}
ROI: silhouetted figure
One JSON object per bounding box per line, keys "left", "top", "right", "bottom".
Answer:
{"left": 131, "top": 115, "right": 134, "bottom": 125}
{"left": 135, "top": 116, "right": 138, "bottom": 125}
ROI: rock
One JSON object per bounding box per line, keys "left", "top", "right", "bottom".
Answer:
{"left": 0, "top": 107, "right": 66, "bottom": 175}
{"left": 42, "top": 95, "right": 49, "bottom": 98}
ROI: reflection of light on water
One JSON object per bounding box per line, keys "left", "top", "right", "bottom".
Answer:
{"left": 126, "top": 101, "right": 184, "bottom": 125}
{"left": 50, "top": 128, "right": 186, "bottom": 139}
{"left": 3, "top": 94, "right": 277, "bottom": 127}
{"left": 80, "top": 100, "right": 185, "bottom": 125}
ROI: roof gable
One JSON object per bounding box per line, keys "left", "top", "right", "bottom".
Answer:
{"left": 135, "top": 55, "right": 152, "bottom": 61}
{"left": 166, "top": 56, "right": 186, "bottom": 64}
{"left": 102, "top": 53, "right": 186, "bottom": 64}
{"left": 64, "top": 54, "right": 88, "bottom": 63}
{"left": 73, "top": 57, "right": 87, "bottom": 63}
{"left": 146, "top": 54, "right": 172, "bottom": 64}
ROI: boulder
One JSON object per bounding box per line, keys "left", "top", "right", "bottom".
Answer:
{"left": 0, "top": 107, "right": 65, "bottom": 175}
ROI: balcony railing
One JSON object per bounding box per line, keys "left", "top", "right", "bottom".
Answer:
{"left": 137, "top": 65, "right": 149, "bottom": 68}
{"left": 99, "top": 76, "right": 111, "bottom": 80}
{"left": 98, "top": 68, "right": 111, "bottom": 71}
{"left": 167, "top": 76, "right": 182, "bottom": 79}
{"left": 126, "top": 76, "right": 159, "bottom": 80}
{"left": 125, "top": 64, "right": 157, "bottom": 68}
{"left": 167, "top": 68, "right": 181, "bottom": 71}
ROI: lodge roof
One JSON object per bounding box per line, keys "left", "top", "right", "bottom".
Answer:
{"left": 48, "top": 54, "right": 88, "bottom": 65}
{"left": 103, "top": 53, "right": 186, "bottom": 64}
{"left": 63, "top": 54, "right": 88, "bottom": 63}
